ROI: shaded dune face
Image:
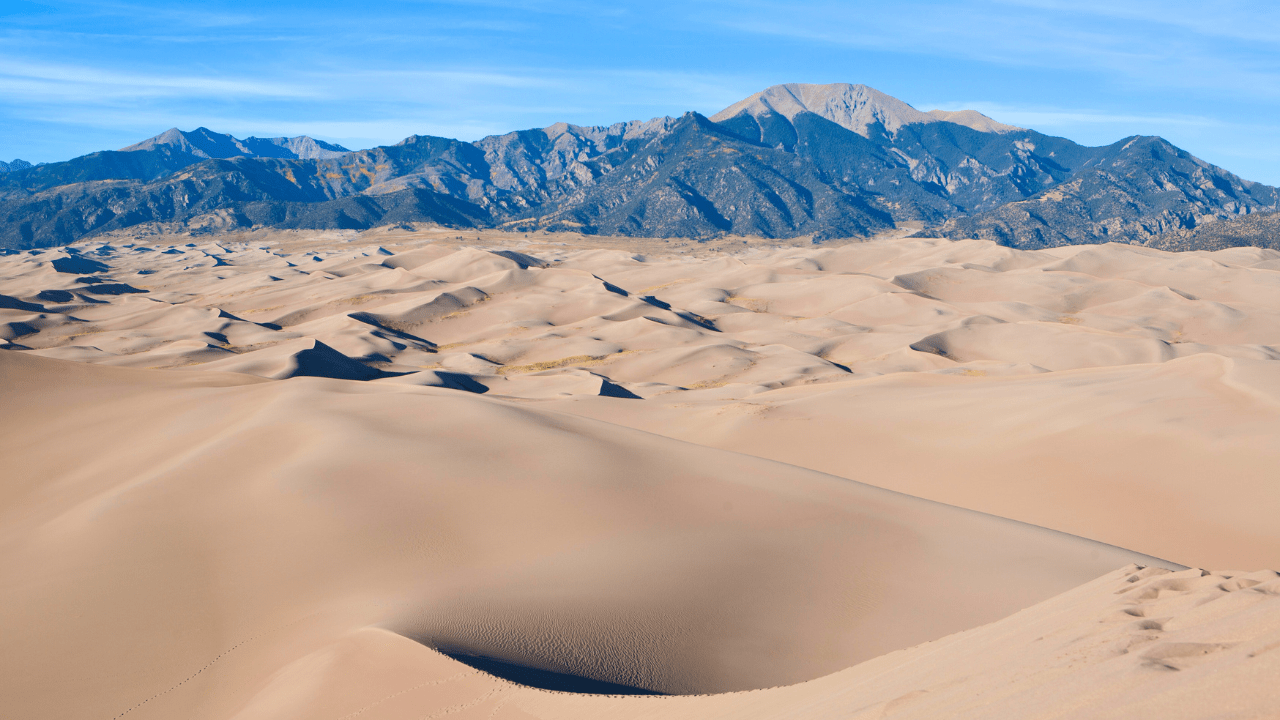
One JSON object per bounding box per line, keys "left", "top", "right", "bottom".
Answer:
{"left": 0, "top": 351, "right": 1167, "bottom": 714}
{"left": 435, "top": 652, "right": 666, "bottom": 695}
{"left": 505, "top": 566, "right": 1280, "bottom": 720}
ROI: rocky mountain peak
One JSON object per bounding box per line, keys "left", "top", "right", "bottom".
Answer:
{"left": 712, "top": 83, "right": 1021, "bottom": 137}
{"left": 925, "top": 109, "right": 1021, "bottom": 134}
{"left": 0, "top": 159, "right": 34, "bottom": 173}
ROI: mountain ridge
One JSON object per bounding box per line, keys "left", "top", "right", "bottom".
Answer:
{"left": 121, "top": 127, "right": 351, "bottom": 160}
{"left": 1, "top": 83, "right": 1275, "bottom": 250}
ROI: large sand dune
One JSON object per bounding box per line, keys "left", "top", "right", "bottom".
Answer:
{"left": 2, "top": 226, "right": 1278, "bottom": 717}
{"left": 0, "top": 350, "right": 1166, "bottom": 716}
{"left": 550, "top": 353, "right": 1280, "bottom": 570}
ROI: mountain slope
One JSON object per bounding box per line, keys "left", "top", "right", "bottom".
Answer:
{"left": 0, "top": 147, "right": 199, "bottom": 195}
{"left": 718, "top": 108, "right": 1097, "bottom": 226}
{"left": 0, "top": 147, "right": 492, "bottom": 247}
{"left": 475, "top": 117, "right": 678, "bottom": 205}
{"left": 519, "top": 112, "right": 893, "bottom": 238}
{"left": 941, "top": 135, "right": 1280, "bottom": 247}
{"left": 1153, "top": 206, "right": 1280, "bottom": 251}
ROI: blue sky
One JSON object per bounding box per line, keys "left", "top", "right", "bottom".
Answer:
{"left": 3, "top": 0, "right": 1279, "bottom": 184}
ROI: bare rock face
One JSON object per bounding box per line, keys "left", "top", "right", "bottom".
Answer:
{"left": 711, "top": 83, "right": 1020, "bottom": 137}
{"left": 251, "top": 135, "right": 351, "bottom": 160}
{"left": 941, "top": 136, "right": 1280, "bottom": 248}
{"left": 476, "top": 117, "right": 679, "bottom": 200}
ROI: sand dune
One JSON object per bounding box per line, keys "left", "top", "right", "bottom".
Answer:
{"left": 2, "top": 226, "right": 1278, "bottom": 717}
{"left": 0, "top": 350, "right": 1167, "bottom": 717}
{"left": 551, "top": 353, "right": 1280, "bottom": 570}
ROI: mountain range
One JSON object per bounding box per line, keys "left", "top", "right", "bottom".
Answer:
{"left": 2, "top": 83, "right": 1276, "bottom": 250}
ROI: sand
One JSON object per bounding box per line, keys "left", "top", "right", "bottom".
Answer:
{"left": 1, "top": 225, "right": 1277, "bottom": 717}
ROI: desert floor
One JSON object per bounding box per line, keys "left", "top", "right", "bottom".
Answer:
{"left": 2, "top": 226, "right": 1278, "bottom": 718}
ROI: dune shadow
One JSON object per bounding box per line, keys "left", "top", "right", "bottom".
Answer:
{"left": 434, "top": 371, "right": 490, "bottom": 394}
{"left": 599, "top": 379, "right": 642, "bottom": 399}
{"left": 51, "top": 256, "right": 109, "bottom": 274}
{"left": 439, "top": 652, "right": 664, "bottom": 695}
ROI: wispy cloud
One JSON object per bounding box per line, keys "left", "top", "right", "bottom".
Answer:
{"left": 991, "top": 0, "right": 1280, "bottom": 45}
{"left": 32, "top": 0, "right": 261, "bottom": 29}
{"left": 0, "top": 57, "right": 319, "bottom": 101}
{"left": 700, "top": 0, "right": 1280, "bottom": 101}
{"left": 0, "top": 58, "right": 749, "bottom": 148}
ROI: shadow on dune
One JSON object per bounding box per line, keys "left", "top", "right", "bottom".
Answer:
{"left": 599, "top": 379, "right": 642, "bottom": 399}
{"left": 439, "top": 651, "right": 665, "bottom": 695}
{"left": 51, "top": 256, "right": 109, "bottom": 274}
{"left": 434, "top": 371, "right": 490, "bottom": 393}
{"left": 289, "top": 341, "right": 386, "bottom": 381}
